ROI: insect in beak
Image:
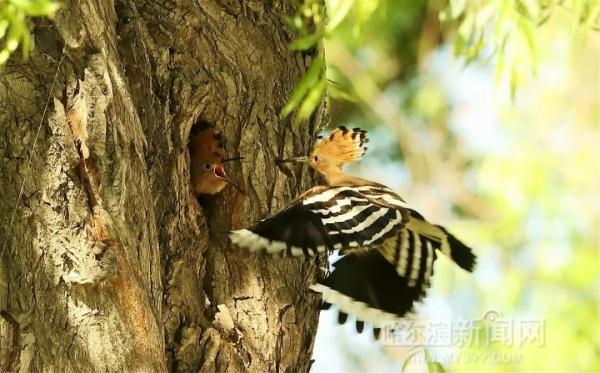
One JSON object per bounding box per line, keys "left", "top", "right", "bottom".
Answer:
{"left": 275, "top": 156, "right": 309, "bottom": 164}
{"left": 214, "top": 164, "right": 245, "bottom": 194}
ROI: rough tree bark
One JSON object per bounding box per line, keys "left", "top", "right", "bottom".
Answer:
{"left": 0, "top": 0, "right": 326, "bottom": 371}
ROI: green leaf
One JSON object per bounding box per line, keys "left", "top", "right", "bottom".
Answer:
{"left": 20, "top": 25, "right": 30, "bottom": 59}
{"left": 286, "top": 14, "right": 308, "bottom": 34}
{"left": 328, "top": 83, "right": 357, "bottom": 102}
{"left": 281, "top": 57, "right": 325, "bottom": 118}
{"left": 0, "top": 0, "right": 59, "bottom": 65}
{"left": 353, "top": 0, "right": 379, "bottom": 37}
{"left": 450, "top": 0, "right": 467, "bottom": 19}
{"left": 295, "top": 75, "right": 326, "bottom": 124}
{"left": 6, "top": 37, "right": 19, "bottom": 52}
{"left": 326, "top": 0, "right": 354, "bottom": 33}
{"left": 0, "top": 20, "right": 9, "bottom": 40}
{"left": 9, "top": 0, "right": 60, "bottom": 16}
{"left": 454, "top": 12, "right": 475, "bottom": 60}
{"left": 0, "top": 49, "right": 10, "bottom": 64}
{"left": 400, "top": 348, "right": 421, "bottom": 373}
{"left": 516, "top": 16, "right": 538, "bottom": 71}
{"left": 439, "top": 6, "right": 452, "bottom": 22}
{"left": 424, "top": 348, "right": 446, "bottom": 373}
{"left": 289, "top": 31, "right": 323, "bottom": 50}
{"left": 494, "top": 35, "right": 507, "bottom": 86}
{"left": 453, "top": 31, "right": 466, "bottom": 57}
{"left": 573, "top": 0, "right": 588, "bottom": 25}
{"left": 432, "top": 362, "right": 446, "bottom": 373}
{"left": 587, "top": 1, "right": 600, "bottom": 28}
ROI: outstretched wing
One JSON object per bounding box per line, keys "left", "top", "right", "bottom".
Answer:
{"left": 310, "top": 211, "right": 477, "bottom": 333}
{"left": 309, "top": 229, "right": 439, "bottom": 330}
{"left": 229, "top": 186, "right": 408, "bottom": 256}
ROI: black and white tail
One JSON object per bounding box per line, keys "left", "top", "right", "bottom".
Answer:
{"left": 311, "top": 215, "right": 476, "bottom": 335}
{"left": 435, "top": 225, "right": 477, "bottom": 271}
{"left": 405, "top": 212, "right": 477, "bottom": 272}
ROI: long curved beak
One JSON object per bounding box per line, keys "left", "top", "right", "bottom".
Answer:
{"left": 214, "top": 165, "right": 245, "bottom": 194}
{"left": 222, "top": 156, "right": 245, "bottom": 163}
{"left": 276, "top": 156, "right": 309, "bottom": 164}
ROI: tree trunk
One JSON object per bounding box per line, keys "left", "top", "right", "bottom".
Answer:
{"left": 0, "top": 1, "right": 325, "bottom": 371}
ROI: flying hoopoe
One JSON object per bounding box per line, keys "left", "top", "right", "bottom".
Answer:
{"left": 189, "top": 122, "right": 244, "bottom": 195}
{"left": 229, "top": 126, "right": 476, "bottom": 336}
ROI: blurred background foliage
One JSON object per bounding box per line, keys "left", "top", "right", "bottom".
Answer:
{"left": 295, "top": 0, "right": 600, "bottom": 372}
{"left": 1, "top": 0, "right": 597, "bottom": 371}
{"left": 0, "top": 0, "right": 59, "bottom": 65}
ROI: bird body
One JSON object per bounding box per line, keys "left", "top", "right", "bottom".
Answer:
{"left": 229, "top": 126, "right": 476, "bottom": 333}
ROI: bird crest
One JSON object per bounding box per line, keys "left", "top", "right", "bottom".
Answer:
{"left": 229, "top": 124, "right": 476, "bottom": 337}
{"left": 312, "top": 126, "right": 368, "bottom": 165}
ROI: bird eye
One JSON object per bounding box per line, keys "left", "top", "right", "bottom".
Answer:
{"left": 203, "top": 163, "right": 212, "bottom": 171}
{"left": 313, "top": 156, "right": 319, "bottom": 162}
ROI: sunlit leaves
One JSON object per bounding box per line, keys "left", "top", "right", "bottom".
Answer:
{"left": 401, "top": 347, "right": 446, "bottom": 373}
{"left": 0, "top": 0, "right": 59, "bottom": 65}
{"left": 440, "top": 0, "right": 599, "bottom": 99}
{"left": 326, "top": 64, "right": 358, "bottom": 103}
{"left": 302, "top": 0, "right": 597, "bottom": 371}
{"left": 297, "top": 73, "right": 326, "bottom": 122}
{"left": 280, "top": 56, "right": 326, "bottom": 124}
{"left": 289, "top": 32, "right": 323, "bottom": 51}
{"left": 326, "top": 0, "right": 354, "bottom": 33}
{"left": 282, "top": 0, "right": 382, "bottom": 124}
{"left": 286, "top": 0, "right": 326, "bottom": 52}
{"left": 424, "top": 349, "right": 446, "bottom": 373}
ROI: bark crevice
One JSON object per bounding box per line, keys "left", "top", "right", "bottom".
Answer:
{"left": 1, "top": 0, "right": 324, "bottom": 371}
{"left": 0, "top": 310, "right": 21, "bottom": 373}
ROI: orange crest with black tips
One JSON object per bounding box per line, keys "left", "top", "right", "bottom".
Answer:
{"left": 312, "top": 126, "right": 368, "bottom": 165}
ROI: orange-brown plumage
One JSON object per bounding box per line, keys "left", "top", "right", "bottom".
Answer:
{"left": 307, "top": 126, "right": 370, "bottom": 185}
{"left": 312, "top": 126, "right": 368, "bottom": 165}
{"left": 189, "top": 123, "right": 243, "bottom": 195}
{"left": 277, "top": 126, "right": 371, "bottom": 185}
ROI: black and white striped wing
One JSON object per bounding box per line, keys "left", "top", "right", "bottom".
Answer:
{"left": 379, "top": 228, "right": 437, "bottom": 290}
{"left": 311, "top": 212, "right": 477, "bottom": 331}
{"left": 229, "top": 186, "right": 407, "bottom": 256}
{"left": 310, "top": 229, "right": 439, "bottom": 329}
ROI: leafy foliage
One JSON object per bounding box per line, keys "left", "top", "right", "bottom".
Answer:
{"left": 280, "top": 55, "right": 326, "bottom": 125}
{"left": 441, "top": 0, "right": 600, "bottom": 98}
{"left": 283, "top": 0, "right": 380, "bottom": 124}
{"left": 285, "top": 0, "right": 599, "bottom": 121}
{"left": 0, "top": 0, "right": 59, "bottom": 65}
{"left": 308, "top": 1, "right": 599, "bottom": 372}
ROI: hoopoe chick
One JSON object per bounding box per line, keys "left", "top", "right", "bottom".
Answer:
{"left": 230, "top": 126, "right": 476, "bottom": 337}
{"left": 189, "top": 123, "right": 244, "bottom": 195}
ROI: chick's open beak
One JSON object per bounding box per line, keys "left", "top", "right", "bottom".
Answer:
{"left": 214, "top": 164, "right": 245, "bottom": 194}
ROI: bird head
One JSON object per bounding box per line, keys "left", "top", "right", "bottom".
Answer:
{"left": 189, "top": 123, "right": 244, "bottom": 195}
{"left": 277, "top": 126, "right": 368, "bottom": 175}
